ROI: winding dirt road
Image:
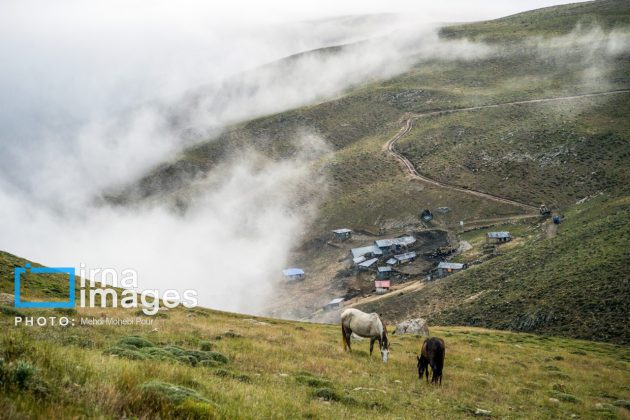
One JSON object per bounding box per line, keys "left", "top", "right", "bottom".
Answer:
{"left": 384, "top": 89, "right": 630, "bottom": 212}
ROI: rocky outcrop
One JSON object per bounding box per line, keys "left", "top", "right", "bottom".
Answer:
{"left": 394, "top": 318, "right": 429, "bottom": 336}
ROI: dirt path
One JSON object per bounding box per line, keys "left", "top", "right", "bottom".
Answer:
{"left": 384, "top": 89, "right": 630, "bottom": 213}
{"left": 347, "top": 280, "right": 426, "bottom": 307}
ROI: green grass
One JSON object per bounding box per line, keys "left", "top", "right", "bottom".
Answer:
{"left": 0, "top": 304, "right": 628, "bottom": 418}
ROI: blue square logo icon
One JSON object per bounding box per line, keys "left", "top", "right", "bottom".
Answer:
{"left": 14, "top": 263, "right": 76, "bottom": 309}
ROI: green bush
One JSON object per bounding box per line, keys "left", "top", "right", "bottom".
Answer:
{"left": 550, "top": 391, "right": 581, "bottom": 403}
{"left": 613, "top": 400, "right": 630, "bottom": 409}
{"left": 174, "top": 400, "right": 218, "bottom": 419}
{"left": 103, "top": 342, "right": 228, "bottom": 367}
{"left": 137, "top": 380, "right": 211, "bottom": 405}
{"left": 199, "top": 341, "right": 213, "bottom": 351}
{"left": 313, "top": 387, "right": 341, "bottom": 401}
{"left": 12, "top": 361, "right": 36, "bottom": 389}
{"left": 118, "top": 336, "right": 155, "bottom": 349}
{"left": 295, "top": 372, "right": 332, "bottom": 388}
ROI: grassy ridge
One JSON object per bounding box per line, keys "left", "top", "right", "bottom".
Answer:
{"left": 0, "top": 304, "right": 629, "bottom": 418}
{"left": 440, "top": 0, "right": 630, "bottom": 41}
{"left": 358, "top": 195, "right": 630, "bottom": 344}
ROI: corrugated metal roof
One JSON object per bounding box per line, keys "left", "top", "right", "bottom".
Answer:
{"left": 283, "top": 268, "right": 304, "bottom": 276}
{"left": 351, "top": 245, "right": 381, "bottom": 259}
{"left": 386, "top": 258, "right": 398, "bottom": 265}
{"left": 358, "top": 258, "right": 378, "bottom": 268}
{"left": 375, "top": 236, "right": 416, "bottom": 248}
{"left": 394, "top": 251, "right": 417, "bottom": 261}
{"left": 487, "top": 231, "right": 511, "bottom": 239}
{"left": 328, "top": 298, "right": 344, "bottom": 305}
{"left": 377, "top": 266, "right": 392, "bottom": 272}
{"left": 353, "top": 256, "right": 366, "bottom": 264}
{"left": 437, "top": 262, "right": 464, "bottom": 270}
{"left": 333, "top": 228, "right": 352, "bottom": 234}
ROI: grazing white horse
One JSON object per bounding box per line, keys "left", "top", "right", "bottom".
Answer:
{"left": 341, "top": 308, "right": 389, "bottom": 363}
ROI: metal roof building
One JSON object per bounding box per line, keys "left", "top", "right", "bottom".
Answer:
{"left": 282, "top": 268, "right": 305, "bottom": 276}
{"left": 358, "top": 258, "right": 378, "bottom": 269}
{"left": 437, "top": 262, "right": 464, "bottom": 270}
{"left": 394, "top": 251, "right": 417, "bottom": 262}
{"left": 487, "top": 231, "right": 511, "bottom": 239}
{"left": 351, "top": 245, "right": 382, "bottom": 259}
{"left": 333, "top": 228, "right": 352, "bottom": 234}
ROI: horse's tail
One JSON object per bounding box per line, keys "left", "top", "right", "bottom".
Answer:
{"left": 341, "top": 324, "right": 350, "bottom": 351}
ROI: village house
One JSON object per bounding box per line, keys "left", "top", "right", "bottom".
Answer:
{"left": 358, "top": 257, "right": 378, "bottom": 271}
{"left": 350, "top": 245, "right": 382, "bottom": 262}
{"left": 374, "top": 235, "right": 416, "bottom": 254}
{"left": 486, "top": 231, "right": 512, "bottom": 244}
{"left": 332, "top": 228, "right": 353, "bottom": 241}
{"left": 377, "top": 266, "right": 392, "bottom": 279}
{"left": 375, "top": 280, "right": 391, "bottom": 294}
{"left": 436, "top": 262, "right": 465, "bottom": 277}
{"left": 282, "top": 268, "right": 305, "bottom": 282}
{"left": 323, "top": 297, "right": 344, "bottom": 311}
{"left": 385, "top": 258, "right": 398, "bottom": 266}
{"left": 394, "top": 251, "right": 417, "bottom": 264}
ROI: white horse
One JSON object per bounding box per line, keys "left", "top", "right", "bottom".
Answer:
{"left": 341, "top": 308, "right": 389, "bottom": 363}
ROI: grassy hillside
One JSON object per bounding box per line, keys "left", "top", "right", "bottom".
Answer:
{"left": 0, "top": 301, "right": 629, "bottom": 418}
{"left": 397, "top": 92, "right": 630, "bottom": 207}
{"left": 99, "top": 0, "right": 630, "bottom": 330}
{"left": 358, "top": 194, "right": 630, "bottom": 344}
{"left": 114, "top": 0, "right": 630, "bottom": 232}
{"left": 440, "top": 0, "right": 630, "bottom": 42}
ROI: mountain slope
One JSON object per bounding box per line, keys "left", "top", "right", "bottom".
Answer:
{"left": 358, "top": 194, "right": 630, "bottom": 344}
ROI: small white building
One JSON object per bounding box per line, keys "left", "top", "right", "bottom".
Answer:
{"left": 332, "top": 228, "right": 353, "bottom": 241}
{"left": 323, "top": 297, "right": 345, "bottom": 311}
{"left": 282, "top": 268, "right": 305, "bottom": 282}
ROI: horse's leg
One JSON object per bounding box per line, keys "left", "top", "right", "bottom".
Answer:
{"left": 341, "top": 325, "right": 348, "bottom": 351}
{"left": 346, "top": 328, "right": 352, "bottom": 352}
{"left": 369, "top": 337, "right": 375, "bottom": 356}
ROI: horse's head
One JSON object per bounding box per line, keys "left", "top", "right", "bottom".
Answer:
{"left": 417, "top": 355, "right": 426, "bottom": 378}
{"left": 381, "top": 333, "right": 390, "bottom": 363}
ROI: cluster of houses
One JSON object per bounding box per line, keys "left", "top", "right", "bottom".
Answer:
{"left": 348, "top": 234, "right": 418, "bottom": 295}
{"left": 287, "top": 228, "right": 513, "bottom": 311}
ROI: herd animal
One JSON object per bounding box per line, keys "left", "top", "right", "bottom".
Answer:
{"left": 340, "top": 308, "right": 445, "bottom": 385}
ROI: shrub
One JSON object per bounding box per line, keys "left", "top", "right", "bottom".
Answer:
{"left": 175, "top": 400, "right": 218, "bottom": 419}
{"left": 12, "top": 361, "right": 36, "bottom": 389}
{"left": 613, "top": 400, "right": 630, "bottom": 409}
{"left": 118, "top": 336, "right": 155, "bottom": 349}
{"left": 104, "top": 347, "right": 148, "bottom": 360}
{"left": 550, "top": 391, "right": 581, "bottom": 403}
{"left": 295, "top": 372, "right": 332, "bottom": 388}
{"left": 313, "top": 387, "right": 341, "bottom": 401}
{"left": 137, "top": 381, "right": 211, "bottom": 405}
{"left": 0, "top": 305, "right": 24, "bottom": 317}
{"left": 199, "top": 341, "right": 213, "bottom": 351}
